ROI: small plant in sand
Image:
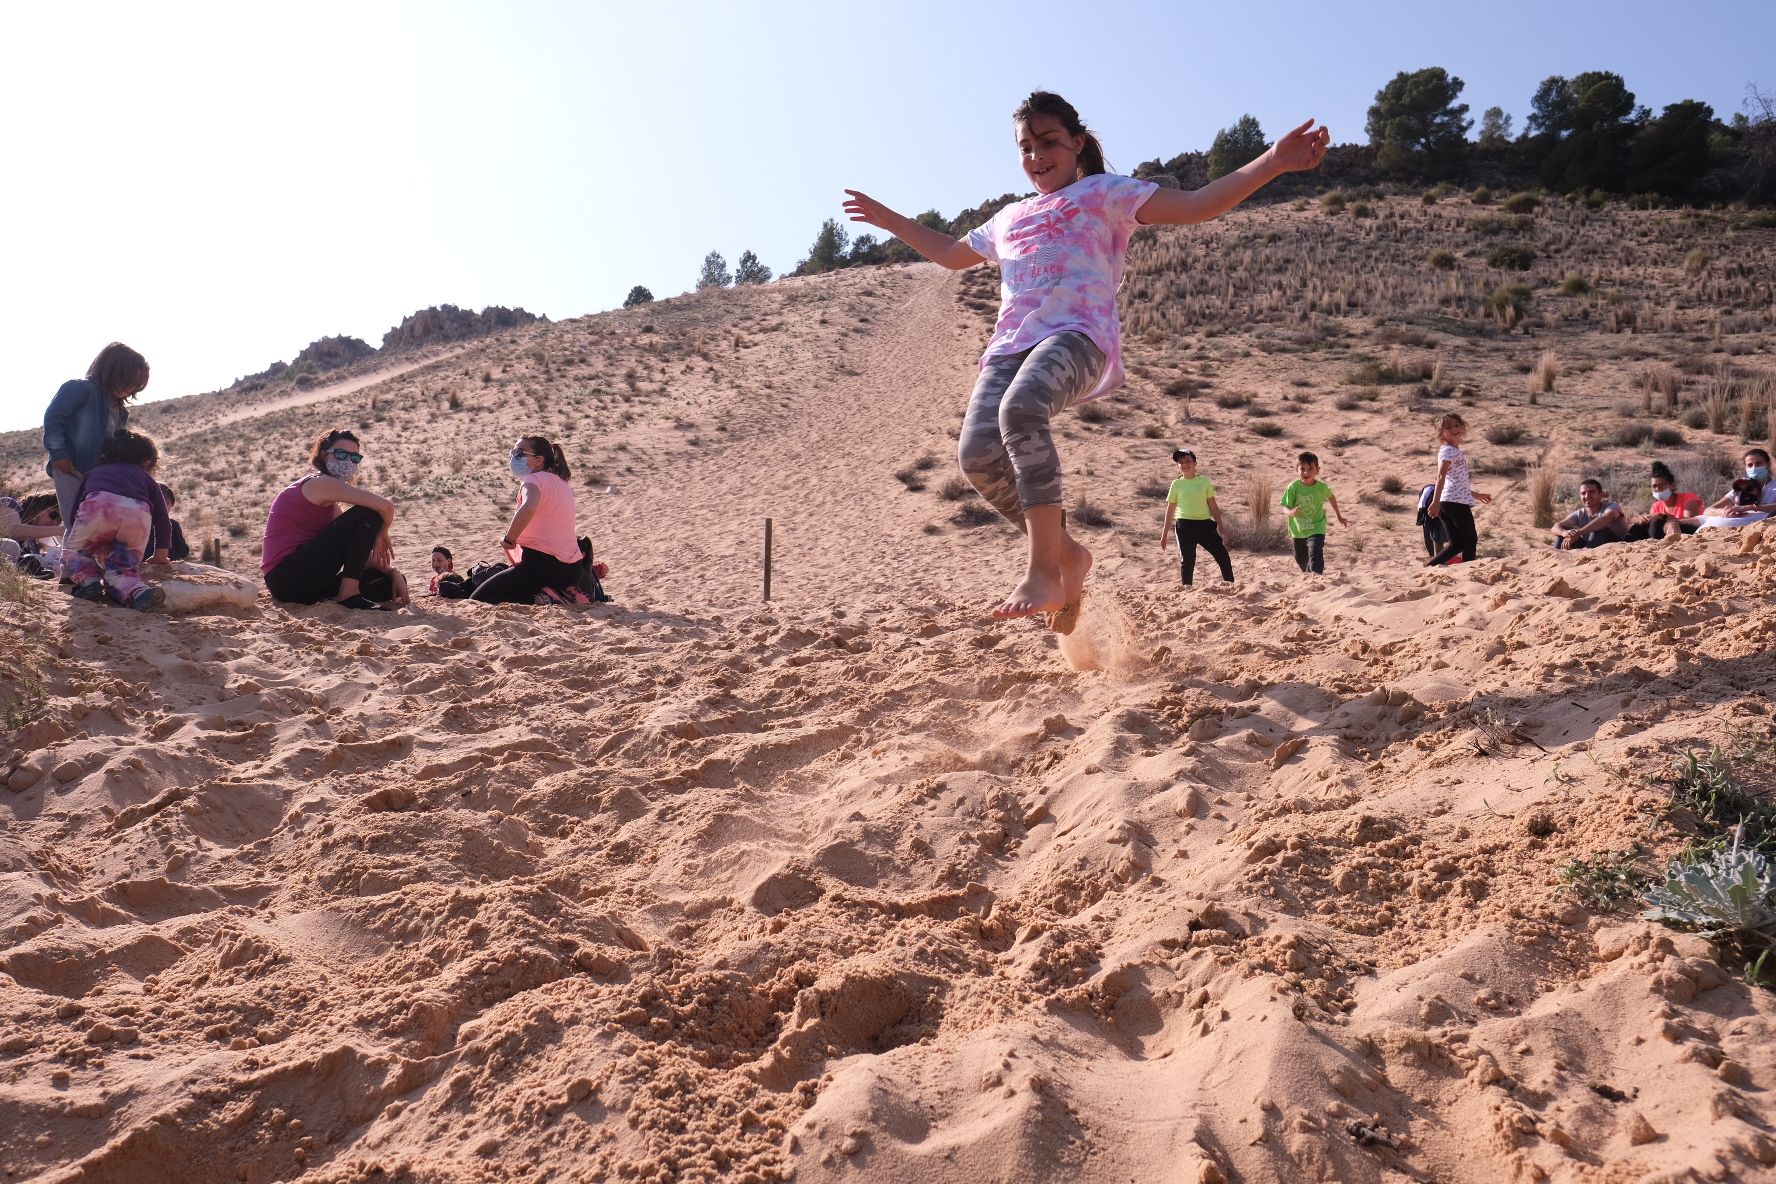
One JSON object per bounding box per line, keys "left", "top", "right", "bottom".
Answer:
{"left": 1070, "top": 496, "right": 1113, "bottom": 528}
{"left": 1484, "top": 422, "right": 1528, "bottom": 446}
{"left": 1379, "top": 474, "right": 1405, "bottom": 494}
{"left": 1502, "top": 191, "right": 1540, "bottom": 215}
{"left": 1559, "top": 848, "right": 1651, "bottom": 911}
{"left": 1684, "top": 248, "right": 1713, "bottom": 276}
{"left": 1526, "top": 465, "right": 1557, "bottom": 528}
{"left": 936, "top": 476, "right": 976, "bottom": 502}
{"left": 1560, "top": 275, "right": 1591, "bottom": 296}
{"left": 1486, "top": 243, "right": 1536, "bottom": 271}
{"left": 893, "top": 465, "right": 927, "bottom": 492}
{"left": 0, "top": 564, "right": 46, "bottom": 730}
{"left": 1644, "top": 828, "right": 1776, "bottom": 981}
{"left": 1529, "top": 351, "right": 1558, "bottom": 396}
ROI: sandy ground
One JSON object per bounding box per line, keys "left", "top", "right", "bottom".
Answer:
{"left": 4, "top": 200, "right": 1776, "bottom": 1183}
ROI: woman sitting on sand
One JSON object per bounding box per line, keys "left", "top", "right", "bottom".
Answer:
{"left": 472, "top": 435, "right": 584, "bottom": 605}
{"left": 1625, "top": 461, "right": 1704, "bottom": 541}
{"left": 261, "top": 429, "right": 408, "bottom": 610}
{"left": 1688, "top": 447, "right": 1775, "bottom": 528}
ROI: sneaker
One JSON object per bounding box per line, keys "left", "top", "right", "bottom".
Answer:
{"left": 127, "top": 586, "right": 165, "bottom": 611}
{"left": 18, "top": 556, "right": 53, "bottom": 580}
{"left": 335, "top": 594, "right": 388, "bottom": 611}
{"left": 69, "top": 581, "right": 107, "bottom": 604}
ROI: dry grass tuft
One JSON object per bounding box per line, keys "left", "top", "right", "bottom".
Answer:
{"left": 1527, "top": 466, "right": 1557, "bottom": 529}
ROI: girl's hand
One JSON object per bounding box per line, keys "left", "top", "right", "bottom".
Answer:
{"left": 1475, "top": 492, "right": 1494, "bottom": 505}
{"left": 1271, "top": 120, "right": 1330, "bottom": 173}
{"left": 51, "top": 459, "right": 79, "bottom": 477}
{"left": 843, "top": 190, "right": 895, "bottom": 230}
{"left": 371, "top": 534, "right": 395, "bottom": 569}
{"left": 1426, "top": 501, "right": 1442, "bottom": 519}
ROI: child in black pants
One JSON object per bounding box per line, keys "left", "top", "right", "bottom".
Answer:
{"left": 1158, "top": 448, "right": 1233, "bottom": 586}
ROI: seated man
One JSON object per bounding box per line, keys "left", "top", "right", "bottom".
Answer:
{"left": 1550, "top": 479, "right": 1628, "bottom": 550}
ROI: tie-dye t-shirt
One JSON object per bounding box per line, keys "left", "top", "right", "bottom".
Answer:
{"left": 965, "top": 172, "right": 1159, "bottom": 401}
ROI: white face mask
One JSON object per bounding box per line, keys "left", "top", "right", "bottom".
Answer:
{"left": 510, "top": 455, "right": 533, "bottom": 478}
{"left": 324, "top": 456, "right": 360, "bottom": 482}
{"left": 1652, "top": 488, "right": 1673, "bottom": 502}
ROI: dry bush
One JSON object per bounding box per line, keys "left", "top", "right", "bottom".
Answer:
{"left": 1071, "top": 496, "right": 1113, "bottom": 528}
{"left": 1527, "top": 466, "right": 1556, "bottom": 528}
{"left": 1486, "top": 423, "right": 1529, "bottom": 445}
{"left": 1380, "top": 475, "right": 1405, "bottom": 494}
{"left": 1531, "top": 351, "right": 1559, "bottom": 396}
{"left": 1638, "top": 363, "right": 1682, "bottom": 416}
{"left": 937, "top": 476, "right": 975, "bottom": 502}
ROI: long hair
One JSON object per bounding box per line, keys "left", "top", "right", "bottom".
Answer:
{"left": 86, "top": 343, "right": 150, "bottom": 399}
{"left": 520, "top": 435, "right": 571, "bottom": 480}
{"left": 1013, "top": 91, "right": 1109, "bottom": 178}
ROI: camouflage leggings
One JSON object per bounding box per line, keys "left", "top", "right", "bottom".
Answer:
{"left": 957, "top": 332, "right": 1105, "bottom": 530}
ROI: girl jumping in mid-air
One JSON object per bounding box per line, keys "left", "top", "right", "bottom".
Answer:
{"left": 845, "top": 91, "right": 1327, "bottom": 632}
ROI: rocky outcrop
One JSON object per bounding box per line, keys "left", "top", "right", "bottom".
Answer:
{"left": 380, "top": 305, "right": 543, "bottom": 354}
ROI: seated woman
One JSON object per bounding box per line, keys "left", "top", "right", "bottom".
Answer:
{"left": 261, "top": 429, "right": 408, "bottom": 610}
{"left": 1549, "top": 478, "right": 1628, "bottom": 550}
{"left": 472, "top": 435, "right": 583, "bottom": 604}
{"left": 1625, "top": 461, "right": 1705, "bottom": 541}
{"left": 1, "top": 493, "right": 64, "bottom": 578}
{"left": 1690, "top": 447, "right": 1775, "bottom": 529}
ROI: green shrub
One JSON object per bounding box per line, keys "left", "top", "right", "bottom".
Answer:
{"left": 1470, "top": 186, "right": 1493, "bottom": 205}
{"left": 1351, "top": 202, "right": 1375, "bottom": 219}
{"left": 1561, "top": 275, "right": 1592, "bottom": 295}
{"left": 1428, "top": 250, "right": 1457, "bottom": 270}
{"left": 1319, "top": 190, "right": 1349, "bottom": 214}
{"left": 1487, "top": 244, "right": 1537, "bottom": 270}
{"left": 1684, "top": 249, "right": 1713, "bottom": 275}
{"left": 1502, "top": 191, "right": 1540, "bottom": 214}
{"left": 1486, "top": 284, "right": 1533, "bottom": 321}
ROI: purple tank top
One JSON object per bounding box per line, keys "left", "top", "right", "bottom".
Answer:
{"left": 262, "top": 476, "right": 340, "bottom": 573}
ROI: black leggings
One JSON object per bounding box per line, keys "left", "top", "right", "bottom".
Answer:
{"left": 1426, "top": 503, "right": 1477, "bottom": 565}
{"left": 471, "top": 546, "right": 579, "bottom": 604}
{"left": 1292, "top": 534, "right": 1325, "bottom": 574}
{"left": 1175, "top": 519, "right": 1234, "bottom": 585}
{"left": 265, "top": 505, "right": 384, "bottom": 603}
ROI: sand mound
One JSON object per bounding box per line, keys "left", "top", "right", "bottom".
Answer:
{"left": 4, "top": 524, "right": 1775, "bottom": 1183}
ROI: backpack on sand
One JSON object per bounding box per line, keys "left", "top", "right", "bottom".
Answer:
{"left": 576, "top": 536, "right": 613, "bottom": 603}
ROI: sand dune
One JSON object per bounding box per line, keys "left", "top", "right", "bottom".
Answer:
{"left": 4, "top": 201, "right": 1776, "bottom": 1182}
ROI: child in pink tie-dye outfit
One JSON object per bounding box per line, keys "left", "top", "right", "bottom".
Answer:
{"left": 844, "top": 91, "right": 1328, "bottom": 633}
{"left": 65, "top": 429, "right": 171, "bottom": 611}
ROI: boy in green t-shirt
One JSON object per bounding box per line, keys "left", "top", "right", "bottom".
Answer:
{"left": 1280, "top": 451, "right": 1348, "bottom": 575}
{"left": 1158, "top": 448, "right": 1234, "bottom": 586}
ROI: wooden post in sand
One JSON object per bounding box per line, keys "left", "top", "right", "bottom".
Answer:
{"left": 763, "top": 518, "right": 773, "bottom": 602}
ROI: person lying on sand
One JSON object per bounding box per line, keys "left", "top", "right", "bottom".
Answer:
{"left": 1549, "top": 478, "right": 1628, "bottom": 550}
{"left": 843, "top": 90, "right": 1327, "bottom": 634}
{"left": 261, "top": 429, "right": 408, "bottom": 611}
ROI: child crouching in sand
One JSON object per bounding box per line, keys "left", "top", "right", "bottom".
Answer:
{"left": 844, "top": 91, "right": 1327, "bottom": 632}
{"left": 65, "top": 429, "right": 170, "bottom": 610}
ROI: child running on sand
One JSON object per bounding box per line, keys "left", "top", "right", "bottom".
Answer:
{"left": 1159, "top": 448, "right": 1234, "bottom": 586}
{"left": 65, "top": 429, "right": 170, "bottom": 610}
{"left": 1281, "top": 451, "right": 1348, "bottom": 575}
{"left": 1425, "top": 413, "right": 1492, "bottom": 566}
{"left": 844, "top": 91, "right": 1327, "bottom": 631}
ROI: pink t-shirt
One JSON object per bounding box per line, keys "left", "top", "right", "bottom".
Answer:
{"left": 514, "top": 471, "right": 580, "bottom": 564}
{"left": 262, "top": 475, "right": 340, "bottom": 573}
{"left": 965, "top": 172, "right": 1158, "bottom": 401}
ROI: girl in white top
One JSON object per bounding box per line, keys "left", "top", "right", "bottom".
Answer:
{"left": 843, "top": 91, "right": 1328, "bottom": 632}
{"left": 1425, "top": 413, "right": 1492, "bottom": 566}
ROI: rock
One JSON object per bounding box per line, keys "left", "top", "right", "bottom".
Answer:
{"left": 6, "top": 766, "right": 41, "bottom": 792}
{"left": 1625, "top": 1111, "right": 1658, "bottom": 1145}
{"left": 381, "top": 305, "right": 543, "bottom": 354}
{"left": 1271, "top": 737, "right": 1307, "bottom": 768}
{"left": 52, "top": 760, "right": 83, "bottom": 784}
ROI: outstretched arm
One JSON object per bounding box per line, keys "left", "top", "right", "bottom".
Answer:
{"left": 1137, "top": 120, "right": 1329, "bottom": 226}
{"left": 843, "top": 191, "right": 984, "bottom": 270}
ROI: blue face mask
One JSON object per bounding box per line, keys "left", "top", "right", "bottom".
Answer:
{"left": 1749, "top": 465, "right": 1770, "bottom": 482}
{"left": 510, "top": 455, "right": 532, "bottom": 478}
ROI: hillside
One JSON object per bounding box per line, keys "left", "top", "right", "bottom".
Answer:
{"left": 3, "top": 194, "right": 1776, "bottom": 1183}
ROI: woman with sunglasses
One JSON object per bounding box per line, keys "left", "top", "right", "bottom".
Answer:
{"left": 261, "top": 428, "right": 408, "bottom": 610}
{"left": 471, "top": 435, "right": 583, "bottom": 604}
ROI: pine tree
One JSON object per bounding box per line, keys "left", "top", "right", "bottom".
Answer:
{"left": 798, "top": 219, "right": 850, "bottom": 275}
{"left": 1207, "top": 115, "right": 1267, "bottom": 179}
{"left": 695, "top": 251, "right": 732, "bottom": 290}
{"left": 623, "top": 285, "right": 654, "bottom": 308}
{"left": 1366, "top": 67, "right": 1473, "bottom": 175}
{"left": 1477, "top": 107, "right": 1513, "bottom": 150}
{"left": 733, "top": 250, "right": 773, "bottom": 285}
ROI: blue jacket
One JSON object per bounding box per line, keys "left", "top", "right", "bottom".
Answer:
{"left": 43, "top": 379, "right": 129, "bottom": 477}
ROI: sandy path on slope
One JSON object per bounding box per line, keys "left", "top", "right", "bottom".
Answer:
{"left": 202, "top": 349, "right": 471, "bottom": 432}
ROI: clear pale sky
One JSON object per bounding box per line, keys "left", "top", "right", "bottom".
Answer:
{"left": 2, "top": 0, "right": 1770, "bottom": 433}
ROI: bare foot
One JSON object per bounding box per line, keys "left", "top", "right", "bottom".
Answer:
{"left": 992, "top": 568, "right": 1066, "bottom": 619}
